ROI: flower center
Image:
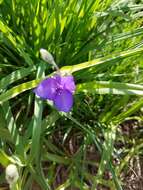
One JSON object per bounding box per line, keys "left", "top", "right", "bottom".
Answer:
{"left": 56, "top": 89, "right": 62, "bottom": 95}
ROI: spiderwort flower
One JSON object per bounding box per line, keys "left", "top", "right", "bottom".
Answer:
{"left": 34, "top": 74, "right": 76, "bottom": 112}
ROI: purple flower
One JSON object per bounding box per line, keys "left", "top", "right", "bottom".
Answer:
{"left": 34, "top": 75, "right": 76, "bottom": 112}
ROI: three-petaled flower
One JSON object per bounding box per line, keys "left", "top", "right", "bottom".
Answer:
{"left": 34, "top": 75, "right": 76, "bottom": 112}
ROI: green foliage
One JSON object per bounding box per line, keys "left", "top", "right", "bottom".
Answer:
{"left": 0, "top": 0, "right": 143, "bottom": 189}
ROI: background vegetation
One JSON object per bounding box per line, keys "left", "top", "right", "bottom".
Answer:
{"left": 0, "top": 0, "right": 143, "bottom": 189}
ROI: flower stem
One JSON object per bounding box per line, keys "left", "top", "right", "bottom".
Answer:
{"left": 10, "top": 183, "right": 19, "bottom": 190}
{"left": 51, "top": 60, "right": 61, "bottom": 75}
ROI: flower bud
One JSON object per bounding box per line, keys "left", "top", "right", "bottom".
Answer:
{"left": 5, "top": 164, "right": 19, "bottom": 186}
{"left": 40, "top": 48, "right": 55, "bottom": 64}
{"left": 40, "top": 48, "right": 60, "bottom": 74}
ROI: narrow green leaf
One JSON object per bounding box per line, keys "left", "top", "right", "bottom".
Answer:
{"left": 0, "top": 19, "right": 33, "bottom": 66}
{"left": 29, "top": 63, "right": 45, "bottom": 162}
{"left": 0, "top": 65, "right": 36, "bottom": 90}
{"left": 92, "top": 124, "right": 117, "bottom": 189}
{"left": 0, "top": 149, "right": 16, "bottom": 167}
{"left": 77, "top": 81, "right": 143, "bottom": 96}
{"left": 113, "top": 98, "right": 143, "bottom": 124}
{"left": 0, "top": 78, "right": 41, "bottom": 103}
{"left": 43, "top": 152, "right": 70, "bottom": 165}
{"left": 61, "top": 47, "right": 143, "bottom": 73}
{"left": 1, "top": 102, "right": 19, "bottom": 145}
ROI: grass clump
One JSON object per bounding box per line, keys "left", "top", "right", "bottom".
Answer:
{"left": 0, "top": 0, "right": 143, "bottom": 189}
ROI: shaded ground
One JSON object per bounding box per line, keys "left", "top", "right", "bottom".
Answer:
{"left": 1, "top": 156, "right": 143, "bottom": 190}
{"left": 1, "top": 120, "right": 143, "bottom": 190}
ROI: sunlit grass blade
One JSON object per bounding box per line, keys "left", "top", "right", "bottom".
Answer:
{"left": 0, "top": 19, "right": 33, "bottom": 66}
{"left": 113, "top": 97, "right": 143, "bottom": 124}
{"left": 0, "top": 65, "right": 36, "bottom": 90}
{"left": 29, "top": 63, "right": 45, "bottom": 161}
{"left": 28, "top": 61, "right": 51, "bottom": 189}
{"left": 1, "top": 102, "right": 19, "bottom": 145}
{"left": 77, "top": 81, "right": 143, "bottom": 95}
{"left": 61, "top": 47, "right": 143, "bottom": 73}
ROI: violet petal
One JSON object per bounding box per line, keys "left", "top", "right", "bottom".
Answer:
{"left": 53, "top": 74, "right": 61, "bottom": 83}
{"left": 54, "top": 89, "right": 73, "bottom": 112}
{"left": 34, "top": 78, "right": 58, "bottom": 100}
{"left": 61, "top": 75, "right": 76, "bottom": 93}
